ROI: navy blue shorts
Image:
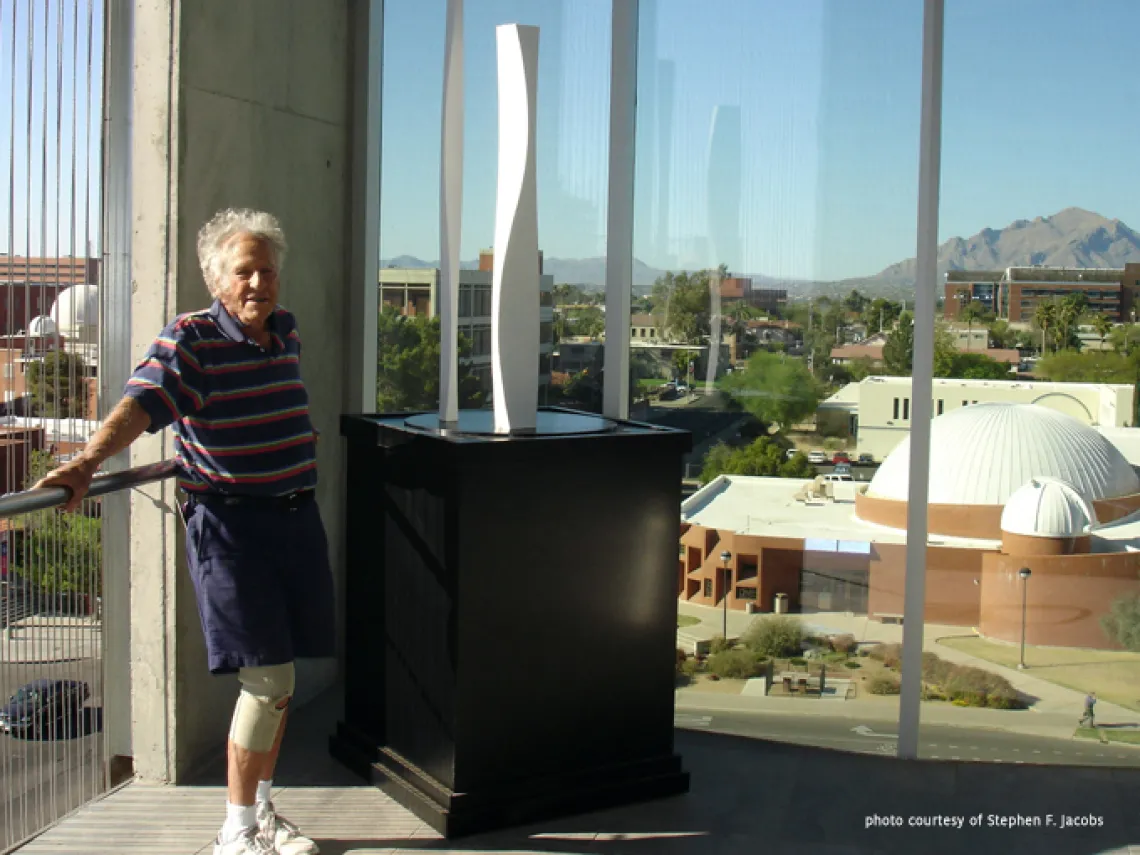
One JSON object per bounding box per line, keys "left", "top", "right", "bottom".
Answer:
{"left": 182, "top": 495, "right": 337, "bottom": 675}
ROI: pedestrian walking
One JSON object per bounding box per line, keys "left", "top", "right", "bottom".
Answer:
{"left": 1079, "top": 691, "right": 1097, "bottom": 727}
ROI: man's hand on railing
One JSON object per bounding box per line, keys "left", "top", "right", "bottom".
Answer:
{"left": 32, "top": 455, "right": 99, "bottom": 513}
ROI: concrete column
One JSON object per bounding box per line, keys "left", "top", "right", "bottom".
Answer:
{"left": 130, "top": 0, "right": 355, "bottom": 782}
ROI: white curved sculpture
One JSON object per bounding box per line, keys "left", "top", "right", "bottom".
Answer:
{"left": 438, "top": 0, "right": 464, "bottom": 425}
{"left": 491, "top": 24, "right": 540, "bottom": 434}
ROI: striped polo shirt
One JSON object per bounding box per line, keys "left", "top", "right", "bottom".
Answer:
{"left": 124, "top": 299, "right": 318, "bottom": 497}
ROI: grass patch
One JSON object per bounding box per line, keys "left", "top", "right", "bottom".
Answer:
{"left": 1073, "top": 727, "right": 1140, "bottom": 746}
{"left": 939, "top": 635, "right": 1140, "bottom": 714}
{"left": 677, "top": 615, "right": 701, "bottom": 628}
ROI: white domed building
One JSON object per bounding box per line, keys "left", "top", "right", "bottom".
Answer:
{"left": 50, "top": 283, "right": 98, "bottom": 342}
{"left": 680, "top": 402, "right": 1140, "bottom": 650}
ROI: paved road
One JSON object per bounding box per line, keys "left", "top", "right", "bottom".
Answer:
{"left": 0, "top": 658, "right": 104, "bottom": 850}
{"left": 674, "top": 706, "right": 1140, "bottom": 767}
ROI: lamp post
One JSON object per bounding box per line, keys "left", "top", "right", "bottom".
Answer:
{"left": 720, "top": 549, "right": 732, "bottom": 642}
{"left": 1018, "top": 568, "right": 1032, "bottom": 670}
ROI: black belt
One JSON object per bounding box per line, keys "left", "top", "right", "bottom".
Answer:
{"left": 188, "top": 489, "right": 315, "bottom": 511}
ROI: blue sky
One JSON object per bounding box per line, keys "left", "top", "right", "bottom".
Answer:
{"left": 3, "top": 1, "right": 1138, "bottom": 283}
{"left": 0, "top": 0, "right": 103, "bottom": 261}
{"left": 380, "top": 0, "right": 1140, "bottom": 281}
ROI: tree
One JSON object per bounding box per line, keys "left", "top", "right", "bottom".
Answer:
{"left": 26, "top": 351, "right": 89, "bottom": 418}
{"left": 1101, "top": 592, "right": 1140, "bottom": 652}
{"left": 946, "top": 352, "right": 1011, "bottom": 380}
{"left": 861, "top": 299, "right": 902, "bottom": 336}
{"left": 9, "top": 450, "right": 103, "bottom": 601}
{"left": 650, "top": 270, "right": 712, "bottom": 344}
{"left": 567, "top": 306, "right": 605, "bottom": 338}
{"left": 1090, "top": 314, "right": 1113, "bottom": 349}
{"left": 843, "top": 289, "right": 868, "bottom": 314}
{"left": 1109, "top": 323, "right": 1140, "bottom": 356}
{"left": 1036, "top": 350, "right": 1136, "bottom": 384}
{"left": 882, "top": 314, "right": 914, "bottom": 375}
{"left": 721, "top": 351, "right": 821, "bottom": 430}
{"left": 699, "top": 437, "right": 816, "bottom": 484}
{"left": 1033, "top": 302, "right": 1057, "bottom": 354}
{"left": 376, "top": 306, "right": 484, "bottom": 412}
{"left": 959, "top": 300, "right": 992, "bottom": 349}
{"left": 988, "top": 319, "right": 1017, "bottom": 349}
{"left": 672, "top": 349, "right": 697, "bottom": 381}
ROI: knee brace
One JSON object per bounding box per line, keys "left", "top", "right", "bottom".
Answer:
{"left": 229, "top": 662, "right": 296, "bottom": 752}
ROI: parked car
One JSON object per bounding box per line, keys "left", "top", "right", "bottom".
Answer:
{"left": 857, "top": 453, "right": 875, "bottom": 465}
{"left": 808, "top": 450, "right": 828, "bottom": 464}
{"left": 833, "top": 463, "right": 852, "bottom": 476}
{"left": 832, "top": 451, "right": 851, "bottom": 465}
{"left": 0, "top": 678, "right": 89, "bottom": 737}
{"left": 785, "top": 448, "right": 798, "bottom": 459}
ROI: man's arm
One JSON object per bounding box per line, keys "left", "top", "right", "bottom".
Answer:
{"left": 32, "top": 396, "right": 152, "bottom": 512}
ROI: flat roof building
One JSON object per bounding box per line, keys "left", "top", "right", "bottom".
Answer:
{"left": 944, "top": 264, "right": 1140, "bottom": 322}
{"left": 682, "top": 402, "right": 1140, "bottom": 650}
{"left": 817, "top": 375, "right": 1135, "bottom": 461}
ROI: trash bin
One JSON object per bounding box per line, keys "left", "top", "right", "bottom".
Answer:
{"left": 774, "top": 593, "right": 788, "bottom": 614}
{"left": 745, "top": 602, "right": 758, "bottom": 615}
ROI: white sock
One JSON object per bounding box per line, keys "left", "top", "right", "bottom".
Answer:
{"left": 221, "top": 802, "right": 256, "bottom": 842}
{"left": 256, "top": 779, "right": 273, "bottom": 805}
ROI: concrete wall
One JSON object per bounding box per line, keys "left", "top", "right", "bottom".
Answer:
{"left": 130, "top": 0, "right": 354, "bottom": 782}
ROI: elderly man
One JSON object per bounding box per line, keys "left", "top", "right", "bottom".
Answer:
{"left": 35, "top": 209, "right": 333, "bottom": 855}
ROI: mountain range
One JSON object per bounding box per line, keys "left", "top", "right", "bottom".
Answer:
{"left": 381, "top": 207, "right": 1140, "bottom": 299}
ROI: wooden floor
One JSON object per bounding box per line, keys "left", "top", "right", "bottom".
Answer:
{"left": 11, "top": 687, "right": 1140, "bottom": 855}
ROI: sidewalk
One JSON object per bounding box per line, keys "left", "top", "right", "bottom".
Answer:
{"left": 0, "top": 616, "right": 100, "bottom": 662}
{"left": 676, "top": 601, "right": 1140, "bottom": 736}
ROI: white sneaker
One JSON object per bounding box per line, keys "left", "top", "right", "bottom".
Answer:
{"left": 258, "top": 800, "right": 320, "bottom": 855}
{"left": 213, "top": 826, "right": 275, "bottom": 855}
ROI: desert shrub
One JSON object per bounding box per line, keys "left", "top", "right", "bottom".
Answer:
{"left": 680, "top": 658, "right": 700, "bottom": 678}
{"left": 742, "top": 615, "right": 804, "bottom": 658}
{"left": 867, "top": 674, "right": 901, "bottom": 695}
{"left": 843, "top": 661, "right": 862, "bottom": 670}
{"left": 987, "top": 687, "right": 1023, "bottom": 710}
{"left": 921, "top": 652, "right": 955, "bottom": 685}
{"left": 707, "top": 649, "right": 767, "bottom": 680}
{"left": 921, "top": 685, "right": 946, "bottom": 702}
{"left": 868, "top": 643, "right": 902, "bottom": 670}
{"left": 709, "top": 636, "right": 732, "bottom": 655}
{"left": 1101, "top": 592, "right": 1140, "bottom": 651}
{"left": 939, "top": 664, "right": 1021, "bottom": 708}
{"left": 831, "top": 634, "right": 858, "bottom": 654}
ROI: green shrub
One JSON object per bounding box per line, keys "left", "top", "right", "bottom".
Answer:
{"left": 986, "top": 687, "right": 1023, "bottom": 710}
{"left": 789, "top": 657, "right": 807, "bottom": 668}
{"left": 843, "top": 661, "right": 862, "bottom": 670}
{"left": 1101, "top": 592, "right": 1140, "bottom": 651}
{"left": 680, "top": 658, "right": 700, "bottom": 678}
{"left": 831, "top": 634, "right": 858, "bottom": 655}
{"left": 709, "top": 636, "right": 732, "bottom": 655}
{"left": 921, "top": 685, "right": 946, "bottom": 702}
{"left": 868, "top": 643, "right": 902, "bottom": 670}
{"left": 867, "top": 674, "right": 900, "bottom": 695}
{"left": 742, "top": 615, "right": 805, "bottom": 658}
{"left": 707, "top": 649, "right": 767, "bottom": 680}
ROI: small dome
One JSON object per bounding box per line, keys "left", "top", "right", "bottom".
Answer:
{"left": 1001, "top": 477, "right": 1097, "bottom": 538}
{"left": 26, "top": 315, "right": 56, "bottom": 336}
{"left": 867, "top": 403, "right": 1140, "bottom": 506}
{"left": 50, "top": 284, "right": 98, "bottom": 339}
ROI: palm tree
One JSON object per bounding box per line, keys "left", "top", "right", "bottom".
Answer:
{"left": 960, "top": 300, "right": 988, "bottom": 351}
{"left": 1033, "top": 302, "right": 1056, "bottom": 354}
{"left": 1090, "top": 313, "right": 1113, "bottom": 351}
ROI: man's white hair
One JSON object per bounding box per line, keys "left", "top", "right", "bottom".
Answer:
{"left": 196, "top": 208, "right": 288, "bottom": 296}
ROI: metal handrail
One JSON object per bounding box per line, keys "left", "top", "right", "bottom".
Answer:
{"left": 0, "top": 459, "right": 179, "bottom": 519}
